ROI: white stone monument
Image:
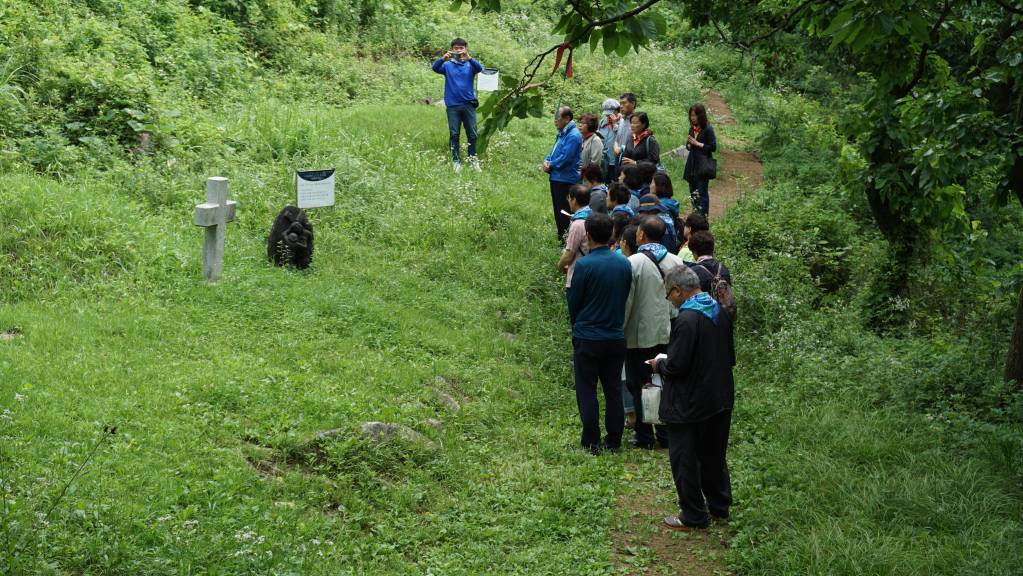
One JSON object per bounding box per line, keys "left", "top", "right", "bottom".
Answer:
{"left": 193, "top": 177, "right": 236, "bottom": 282}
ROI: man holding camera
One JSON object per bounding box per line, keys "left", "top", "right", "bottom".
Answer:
{"left": 432, "top": 38, "right": 484, "bottom": 172}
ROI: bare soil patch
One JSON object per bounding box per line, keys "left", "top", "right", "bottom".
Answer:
{"left": 612, "top": 464, "right": 734, "bottom": 576}
{"left": 704, "top": 90, "right": 763, "bottom": 221}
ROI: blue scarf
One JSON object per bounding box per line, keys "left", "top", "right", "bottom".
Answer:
{"left": 571, "top": 206, "right": 592, "bottom": 221}
{"left": 680, "top": 292, "right": 721, "bottom": 324}
{"left": 611, "top": 205, "right": 635, "bottom": 217}
{"left": 638, "top": 242, "right": 667, "bottom": 262}
{"left": 590, "top": 184, "right": 608, "bottom": 195}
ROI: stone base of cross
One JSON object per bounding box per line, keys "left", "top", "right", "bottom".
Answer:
{"left": 194, "top": 177, "right": 237, "bottom": 283}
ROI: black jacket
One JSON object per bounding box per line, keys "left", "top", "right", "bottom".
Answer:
{"left": 623, "top": 133, "right": 661, "bottom": 166}
{"left": 685, "top": 259, "right": 731, "bottom": 294}
{"left": 683, "top": 124, "right": 717, "bottom": 182}
{"left": 656, "top": 307, "right": 735, "bottom": 423}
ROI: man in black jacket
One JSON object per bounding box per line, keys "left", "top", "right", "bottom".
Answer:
{"left": 651, "top": 265, "right": 735, "bottom": 531}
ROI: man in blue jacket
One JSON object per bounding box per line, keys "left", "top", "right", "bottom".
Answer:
{"left": 432, "top": 38, "right": 483, "bottom": 172}
{"left": 543, "top": 106, "right": 583, "bottom": 239}
{"left": 567, "top": 212, "right": 632, "bottom": 454}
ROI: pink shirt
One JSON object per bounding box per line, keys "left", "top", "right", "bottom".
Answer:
{"left": 564, "top": 220, "right": 590, "bottom": 288}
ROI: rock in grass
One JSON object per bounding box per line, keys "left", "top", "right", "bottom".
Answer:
{"left": 435, "top": 391, "right": 460, "bottom": 413}
{"left": 359, "top": 422, "right": 429, "bottom": 445}
{"left": 423, "top": 418, "right": 443, "bottom": 431}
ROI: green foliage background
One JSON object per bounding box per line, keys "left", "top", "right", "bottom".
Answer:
{"left": 0, "top": 0, "right": 1021, "bottom": 574}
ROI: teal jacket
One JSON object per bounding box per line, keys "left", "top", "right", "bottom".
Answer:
{"left": 567, "top": 246, "right": 632, "bottom": 341}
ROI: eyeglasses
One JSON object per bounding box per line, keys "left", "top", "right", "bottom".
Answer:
{"left": 665, "top": 286, "right": 677, "bottom": 300}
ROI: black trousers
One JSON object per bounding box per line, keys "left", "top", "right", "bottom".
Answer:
{"left": 624, "top": 345, "right": 668, "bottom": 447}
{"left": 665, "top": 410, "right": 732, "bottom": 527}
{"left": 573, "top": 338, "right": 626, "bottom": 451}
{"left": 550, "top": 180, "right": 573, "bottom": 240}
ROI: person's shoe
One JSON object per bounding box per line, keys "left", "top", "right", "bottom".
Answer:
{"left": 585, "top": 443, "right": 602, "bottom": 456}
{"left": 468, "top": 156, "right": 482, "bottom": 172}
{"left": 628, "top": 438, "right": 656, "bottom": 450}
{"left": 709, "top": 510, "right": 729, "bottom": 522}
{"left": 453, "top": 161, "right": 462, "bottom": 173}
{"left": 663, "top": 515, "right": 708, "bottom": 532}
{"left": 600, "top": 441, "right": 621, "bottom": 455}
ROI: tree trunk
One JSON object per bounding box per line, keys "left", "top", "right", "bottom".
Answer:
{"left": 1005, "top": 284, "right": 1023, "bottom": 390}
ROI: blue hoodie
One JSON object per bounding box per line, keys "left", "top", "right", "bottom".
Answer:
{"left": 659, "top": 198, "right": 681, "bottom": 220}
{"left": 545, "top": 122, "right": 583, "bottom": 184}
{"left": 680, "top": 292, "right": 721, "bottom": 324}
{"left": 432, "top": 58, "right": 483, "bottom": 106}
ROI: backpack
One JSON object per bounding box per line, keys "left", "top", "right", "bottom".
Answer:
{"left": 643, "top": 136, "right": 666, "bottom": 174}
{"left": 708, "top": 261, "right": 737, "bottom": 321}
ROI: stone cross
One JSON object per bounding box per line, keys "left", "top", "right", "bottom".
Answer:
{"left": 194, "top": 177, "right": 236, "bottom": 282}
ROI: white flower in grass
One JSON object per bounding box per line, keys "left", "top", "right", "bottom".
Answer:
{"left": 14, "top": 393, "right": 25, "bottom": 403}
{"left": 182, "top": 519, "right": 199, "bottom": 530}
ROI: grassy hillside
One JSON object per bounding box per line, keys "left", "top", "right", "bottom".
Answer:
{"left": 0, "top": 2, "right": 704, "bottom": 573}
{"left": 2, "top": 1, "right": 1022, "bottom": 575}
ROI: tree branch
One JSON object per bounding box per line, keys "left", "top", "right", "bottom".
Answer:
{"left": 896, "top": 0, "right": 955, "bottom": 99}
{"left": 744, "top": 0, "right": 817, "bottom": 45}
{"left": 711, "top": 16, "right": 748, "bottom": 51}
{"left": 567, "top": 0, "right": 595, "bottom": 24}
{"left": 499, "top": 0, "right": 665, "bottom": 109}
{"left": 992, "top": 0, "right": 1023, "bottom": 16}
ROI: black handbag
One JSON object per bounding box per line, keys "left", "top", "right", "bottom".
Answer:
{"left": 693, "top": 150, "right": 717, "bottom": 180}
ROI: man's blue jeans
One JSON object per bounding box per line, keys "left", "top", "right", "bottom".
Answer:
{"left": 446, "top": 103, "right": 478, "bottom": 162}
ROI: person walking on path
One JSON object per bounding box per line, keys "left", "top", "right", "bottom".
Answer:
{"left": 682, "top": 103, "right": 717, "bottom": 215}
{"left": 544, "top": 106, "right": 583, "bottom": 240}
{"left": 651, "top": 265, "right": 735, "bottom": 531}
{"left": 432, "top": 38, "right": 484, "bottom": 172}
{"left": 567, "top": 212, "right": 632, "bottom": 455}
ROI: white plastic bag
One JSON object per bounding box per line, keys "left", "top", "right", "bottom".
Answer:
{"left": 641, "top": 374, "right": 663, "bottom": 425}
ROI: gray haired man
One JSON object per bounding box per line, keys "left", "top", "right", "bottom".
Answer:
{"left": 650, "top": 265, "right": 735, "bottom": 531}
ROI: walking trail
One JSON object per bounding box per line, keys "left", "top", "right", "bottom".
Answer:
{"left": 610, "top": 90, "right": 762, "bottom": 576}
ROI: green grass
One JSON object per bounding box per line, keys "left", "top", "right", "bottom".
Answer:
{"left": 2, "top": 2, "right": 1022, "bottom": 574}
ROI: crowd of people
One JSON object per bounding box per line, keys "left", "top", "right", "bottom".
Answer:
{"left": 550, "top": 93, "right": 735, "bottom": 532}
{"left": 433, "top": 39, "right": 735, "bottom": 533}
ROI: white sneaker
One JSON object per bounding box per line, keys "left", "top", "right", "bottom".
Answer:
{"left": 453, "top": 161, "right": 462, "bottom": 173}
{"left": 468, "top": 156, "right": 482, "bottom": 172}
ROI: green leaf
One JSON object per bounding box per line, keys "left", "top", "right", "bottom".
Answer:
{"left": 602, "top": 28, "right": 618, "bottom": 55}
{"left": 553, "top": 12, "right": 571, "bottom": 34}
{"left": 589, "top": 28, "right": 602, "bottom": 53}
{"left": 649, "top": 12, "right": 667, "bottom": 36}
{"left": 615, "top": 35, "right": 631, "bottom": 57}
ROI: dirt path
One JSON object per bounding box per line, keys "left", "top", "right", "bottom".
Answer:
{"left": 611, "top": 90, "right": 762, "bottom": 576}
{"left": 703, "top": 90, "right": 762, "bottom": 220}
